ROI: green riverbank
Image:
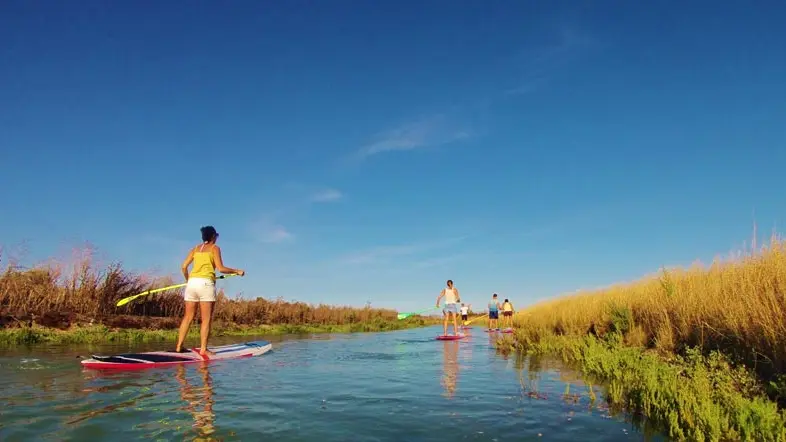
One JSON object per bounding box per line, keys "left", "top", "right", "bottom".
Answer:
{"left": 496, "top": 333, "right": 786, "bottom": 442}
{"left": 0, "top": 317, "right": 433, "bottom": 346}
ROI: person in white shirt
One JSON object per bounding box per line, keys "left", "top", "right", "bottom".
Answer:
{"left": 460, "top": 303, "right": 470, "bottom": 323}
{"left": 436, "top": 279, "right": 461, "bottom": 336}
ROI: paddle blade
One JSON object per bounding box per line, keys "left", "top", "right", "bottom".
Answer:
{"left": 115, "top": 296, "right": 138, "bottom": 307}
{"left": 397, "top": 305, "right": 440, "bottom": 320}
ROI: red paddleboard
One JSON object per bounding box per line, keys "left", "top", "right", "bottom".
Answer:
{"left": 501, "top": 328, "right": 514, "bottom": 334}
{"left": 460, "top": 326, "right": 472, "bottom": 330}
{"left": 485, "top": 329, "right": 500, "bottom": 333}
{"left": 436, "top": 334, "right": 466, "bottom": 341}
{"left": 81, "top": 340, "right": 272, "bottom": 370}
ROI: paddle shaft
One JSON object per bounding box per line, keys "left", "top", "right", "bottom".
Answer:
{"left": 116, "top": 274, "right": 238, "bottom": 307}
{"left": 464, "top": 313, "right": 489, "bottom": 325}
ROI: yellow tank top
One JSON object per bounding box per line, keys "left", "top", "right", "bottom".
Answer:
{"left": 189, "top": 244, "right": 216, "bottom": 281}
{"left": 503, "top": 302, "right": 512, "bottom": 312}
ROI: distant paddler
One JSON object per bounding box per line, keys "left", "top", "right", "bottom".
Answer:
{"left": 460, "top": 303, "right": 470, "bottom": 324}
{"left": 436, "top": 279, "right": 461, "bottom": 336}
{"left": 175, "top": 225, "right": 245, "bottom": 358}
{"left": 488, "top": 293, "right": 501, "bottom": 330}
{"left": 502, "top": 298, "right": 515, "bottom": 329}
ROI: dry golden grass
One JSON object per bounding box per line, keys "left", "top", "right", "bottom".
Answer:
{"left": 0, "top": 246, "right": 399, "bottom": 328}
{"left": 513, "top": 235, "right": 786, "bottom": 380}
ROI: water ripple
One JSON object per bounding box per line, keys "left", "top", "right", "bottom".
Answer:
{"left": 0, "top": 327, "right": 667, "bottom": 441}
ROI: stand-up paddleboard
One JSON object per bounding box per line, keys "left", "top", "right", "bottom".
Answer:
{"left": 436, "top": 334, "right": 466, "bottom": 341}
{"left": 460, "top": 326, "right": 472, "bottom": 330}
{"left": 484, "top": 328, "right": 500, "bottom": 333}
{"left": 501, "top": 328, "right": 514, "bottom": 334}
{"left": 81, "top": 340, "right": 272, "bottom": 370}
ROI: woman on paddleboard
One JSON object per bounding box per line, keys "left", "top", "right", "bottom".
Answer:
{"left": 436, "top": 279, "right": 461, "bottom": 336}
{"left": 502, "top": 298, "right": 515, "bottom": 329}
{"left": 176, "top": 226, "right": 245, "bottom": 357}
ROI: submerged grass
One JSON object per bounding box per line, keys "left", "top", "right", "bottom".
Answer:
{"left": 498, "top": 333, "right": 786, "bottom": 441}
{"left": 501, "top": 235, "right": 786, "bottom": 440}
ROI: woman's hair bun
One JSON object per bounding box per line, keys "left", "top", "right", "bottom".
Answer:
{"left": 200, "top": 225, "right": 217, "bottom": 242}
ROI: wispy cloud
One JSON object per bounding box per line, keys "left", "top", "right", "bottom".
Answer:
{"left": 311, "top": 188, "right": 343, "bottom": 203}
{"left": 246, "top": 186, "right": 345, "bottom": 243}
{"left": 337, "top": 244, "right": 425, "bottom": 265}
{"left": 412, "top": 254, "right": 468, "bottom": 269}
{"left": 249, "top": 218, "right": 294, "bottom": 244}
{"left": 260, "top": 227, "right": 294, "bottom": 243}
{"left": 356, "top": 114, "right": 470, "bottom": 159}
{"left": 343, "top": 26, "right": 596, "bottom": 166}
{"left": 335, "top": 236, "right": 466, "bottom": 266}
{"left": 505, "top": 26, "right": 598, "bottom": 96}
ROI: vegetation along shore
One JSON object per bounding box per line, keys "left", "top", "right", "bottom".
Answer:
{"left": 0, "top": 247, "right": 435, "bottom": 346}
{"left": 497, "top": 236, "right": 786, "bottom": 441}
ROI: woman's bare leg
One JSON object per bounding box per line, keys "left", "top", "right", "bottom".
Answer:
{"left": 199, "top": 301, "right": 216, "bottom": 356}
{"left": 176, "top": 302, "right": 198, "bottom": 352}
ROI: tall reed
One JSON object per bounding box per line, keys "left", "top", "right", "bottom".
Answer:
{"left": 0, "top": 246, "right": 401, "bottom": 328}
{"left": 513, "top": 234, "right": 786, "bottom": 387}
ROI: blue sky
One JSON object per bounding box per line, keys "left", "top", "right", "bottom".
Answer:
{"left": 2, "top": 1, "right": 785, "bottom": 312}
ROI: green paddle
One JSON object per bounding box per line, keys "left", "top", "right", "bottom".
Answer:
{"left": 397, "top": 306, "right": 440, "bottom": 320}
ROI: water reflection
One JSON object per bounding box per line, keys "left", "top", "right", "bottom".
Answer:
{"left": 0, "top": 328, "right": 671, "bottom": 441}
{"left": 440, "top": 341, "right": 459, "bottom": 399}
{"left": 487, "top": 329, "right": 499, "bottom": 348}
{"left": 175, "top": 364, "right": 216, "bottom": 440}
{"left": 459, "top": 329, "right": 472, "bottom": 362}
{"left": 507, "top": 353, "right": 668, "bottom": 441}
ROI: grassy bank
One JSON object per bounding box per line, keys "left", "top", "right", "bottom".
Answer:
{"left": 498, "top": 333, "right": 786, "bottom": 441}
{"left": 0, "top": 246, "right": 435, "bottom": 344}
{"left": 0, "top": 317, "right": 431, "bottom": 346}
{"left": 501, "top": 236, "right": 786, "bottom": 440}
{"left": 511, "top": 236, "right": 786, "bottom": 391}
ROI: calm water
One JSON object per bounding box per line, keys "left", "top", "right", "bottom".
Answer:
{"left": 0, "top": 326, "right": 667, "bottom": 441}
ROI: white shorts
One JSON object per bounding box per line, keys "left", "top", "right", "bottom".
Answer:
{"left": 184, "top": 277, "right": 216, "bottom": 302}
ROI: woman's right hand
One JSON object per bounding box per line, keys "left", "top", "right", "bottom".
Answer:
{"left": 236, "top": 269, "right": 246, "bottom": 276}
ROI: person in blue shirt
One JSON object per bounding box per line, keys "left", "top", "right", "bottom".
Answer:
{"left": 488, "top": 293, "right": 501, "bottom": 330}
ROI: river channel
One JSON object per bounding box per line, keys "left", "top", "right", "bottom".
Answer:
{"left": 0, "top": 325, "right": 666, "bottom": 441}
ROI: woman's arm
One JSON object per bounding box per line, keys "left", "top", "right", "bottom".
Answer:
{"left": 181, "top": 248, "right": 195, "bottom": 282}
{"left": 212, "top": 246, "right": 245, "bottom": 276}
{"left": 435, "top": 289, "right": 445, "bottom": 307}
